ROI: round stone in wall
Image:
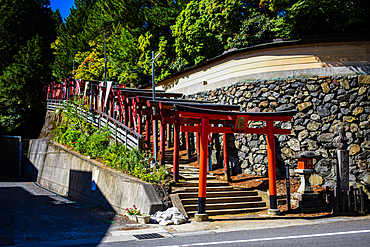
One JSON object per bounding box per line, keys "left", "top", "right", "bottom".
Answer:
{"left": 317, "top": 105, "right": 331, "bottom": 117}
{"left": 298, "top": 102, "right": 312, "bottom": 112}
{"left": 317, "top": 133, "right": 335, "bottom": 143}
{"left": 307, "top": 121, "right": 321, "bottom": 131}
{"left": 353, "top": 107, "right": 364, "bottom": 116}
{"left": 287, "top": 138, "right": 300, "bottom": 151}
{"left": 310, "top": 114, "right": 320, "bottom": 121}
{"left": 348, "top": 144, "right": 361, "bottom": 156}
{"left": 298, "top": 130, "right": 309, "bottom": 141}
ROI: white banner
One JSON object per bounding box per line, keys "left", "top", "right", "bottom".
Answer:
{"left": 98, "top": 82, "right": 104, "bottom": 108}
{"left": 75, "top": 79, "right": 81, "bottom": 95}
{"left": 83, "top": 81, "right": 88, "bottom": 100}
{"left": 104, "top": 81, "right": 113, "bottom": 108}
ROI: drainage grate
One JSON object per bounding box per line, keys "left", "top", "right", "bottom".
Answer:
{"left": 133, "top": 233, "right": 164, "bottom": 240}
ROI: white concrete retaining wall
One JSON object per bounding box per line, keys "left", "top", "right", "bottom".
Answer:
{"left": 24, "top": 138, "right": 163, "bottom": 215}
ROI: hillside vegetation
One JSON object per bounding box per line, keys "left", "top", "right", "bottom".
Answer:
{"left": 1, "top": 0, "right": 369, "bottom": 135}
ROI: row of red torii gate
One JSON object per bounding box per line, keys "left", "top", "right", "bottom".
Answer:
{"left": 45, "top": 78, "right": 296, "bottom": 216}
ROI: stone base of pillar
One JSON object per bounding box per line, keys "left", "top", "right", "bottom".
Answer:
{"left": 268, "top": 209, "right": 280, "bottom": 216}
{"left": 194, "top": 213, "right": 209, "bottom": 222}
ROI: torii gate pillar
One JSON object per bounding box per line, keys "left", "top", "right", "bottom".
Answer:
{"left": 197, "top": 117, "right": 209, "bottom": 219}
{"left": 266, "top": 120, "right": 279, "bottom": 214}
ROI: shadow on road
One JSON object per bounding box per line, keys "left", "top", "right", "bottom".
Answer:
{"left": 0, "top": 177, "right": 117, "bottom": 246}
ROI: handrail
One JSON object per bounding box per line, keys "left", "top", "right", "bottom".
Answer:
{"left": 90, "top": 108, "right": 143, "bottom": 138}
{"left": 45, "top": 99, "right": 144, "bottom": 150}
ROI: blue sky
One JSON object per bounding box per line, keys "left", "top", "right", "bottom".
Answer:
{"left": 49, "top": 0, "right": 76, "bottom": 20}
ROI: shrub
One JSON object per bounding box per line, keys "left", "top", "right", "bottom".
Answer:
{"left": 52, "top": 101, "right": 169, "bottom": 183}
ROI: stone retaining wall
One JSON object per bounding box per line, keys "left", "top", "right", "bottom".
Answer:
{"left": 186, "top": 75, "right": 370, "bottom": 192}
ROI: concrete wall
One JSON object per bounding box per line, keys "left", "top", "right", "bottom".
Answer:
{"left": 157, "top": 41, "right": 370, "bottom": 95}
{"left": 24, "top": 138, "right": 163, "bottom": 215}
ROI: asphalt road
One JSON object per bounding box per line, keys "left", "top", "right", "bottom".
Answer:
{"left": 1, "top": 178, "right": 370, "bottom": 247}
{"left": 97, "top": 218, "right": 370, "bottom": 247}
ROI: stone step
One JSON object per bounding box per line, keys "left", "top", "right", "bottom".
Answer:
{"left": 181, "top": 196, "right": 263, "bottom": 204}
{"left": 168, "top": 162, "right": 267, "bottom": 217}
{"left": 278, "top": 198, "right": 287, "bottom": 205}
{"left": 179, "top": 166, "right": 199, "bottom": 171}
{"left": 166, "top": 165, "right": 200, "bottom": 172}
{"left": 187, "top": 207, "right": 268, "bottom": 217}
{"left": 178, "top": 171, "right": 200, "bottom": 175}
{"left": 173, "top": 186, "right": 243, "bottom": 193}
{"left": 180, "top": 174, "right": 217, "bottom": 180}
{"left": 177, "top": 190, "right": 259, "bottom": 199}
{"left": 184, "top": 201, "right": 266, "bottom": 211}
{"left": 173, "top": 181, "right": 228, "bottom": 187}
{"left": 164, "top": 159, "right": 196, "bottom": 165}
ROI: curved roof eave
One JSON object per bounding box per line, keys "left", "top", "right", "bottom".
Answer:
{"left": 154, "top": 33, "right": 370, "bottom": 89}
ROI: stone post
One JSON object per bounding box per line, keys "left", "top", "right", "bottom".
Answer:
{"left": 335, "top": 126, "right": 349, "bottom": 196}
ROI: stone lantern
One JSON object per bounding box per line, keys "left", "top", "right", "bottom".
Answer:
{"left": 291, "top": 151, "right": 325, "bottom": 212}
{"left": 292, "top": 151, "right": 317, "bottom": 194}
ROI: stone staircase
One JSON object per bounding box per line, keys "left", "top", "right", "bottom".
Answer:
{"left": 169, "top": 164, "right": 268, "bottom": 217}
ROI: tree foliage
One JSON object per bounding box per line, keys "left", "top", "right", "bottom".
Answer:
{"left": 0, "top": 0, "right": 60, "bottom": 135}
{"left": 262, "top": 0, "right": 370, "bottom": 38}
{"left": 1, "top": 0, "right": 368, "bottom": 134}
{"left": 62, "top": 0, "right": 189, "bottom": 86}
{"left": 172, "top": 0, "right": 248, "bottom": 66}
{"left": 227, "top": 14, "right": 274, "bottom": 49}
{"left": 52, "top": 0, "right": 370, "bottom": 87}
{"left": 51, "top": 0, "right": 96, "bottom": 78}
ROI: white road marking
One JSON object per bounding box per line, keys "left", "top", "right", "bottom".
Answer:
{"left": 157, "top": 229, "right": 370, "bottom": 247}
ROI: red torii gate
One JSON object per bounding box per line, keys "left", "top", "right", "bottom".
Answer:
{"left": 137, "top": 96, "right": 213, "bottom": 152}
{"left": 174, "top": 104, "right": 296, "bottom": 216}
{"left": 148, "top": 100, "right": 240, "bottom": 168}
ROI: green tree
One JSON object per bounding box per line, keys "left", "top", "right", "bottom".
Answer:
{"left": 0, "top": 0, "right": 59, "bottom": 136}
{"left": 71, "top": 0, "right": 189, "bottom": 86}
{"left": 172, "top": 0, "right": 261, "bottom": 66}
{"left": 0, "top": 37, "right": 48, "bottom": 134}
{"left": 270, "top": 0, "right": 370, "bottom": 38}
{"left": 227, "top": 14, "right": 274, "bottom": 49}
{"left": 52, "top": 0, "right": 97, "bottom": 78}
{"left": 0, "top": 0, "right": 60, "bottom": 72}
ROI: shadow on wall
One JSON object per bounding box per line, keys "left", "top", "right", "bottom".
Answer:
{"left": 0, "top": 137, "right": 20, "bottom": 177}
{"left": 20, "top": 140, "right": 38, "bottom": 181}
{"left": 68, "top": 170, "right": 116, "bottom": 213}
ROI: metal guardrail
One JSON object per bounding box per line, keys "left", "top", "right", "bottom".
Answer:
{"left": 46, "top": 100, "right": 144, "bottom": 151}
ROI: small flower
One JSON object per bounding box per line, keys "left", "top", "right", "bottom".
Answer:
{"left": 73, "top": 142, "right": 76, "bottom": 144}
